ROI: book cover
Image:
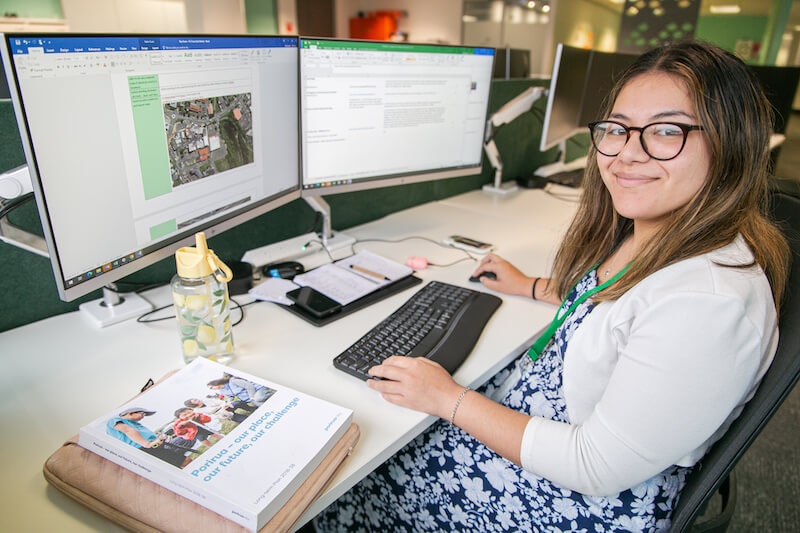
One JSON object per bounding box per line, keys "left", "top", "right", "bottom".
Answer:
{"left": 78, "top": 358, "right": 353, "bottom": 531}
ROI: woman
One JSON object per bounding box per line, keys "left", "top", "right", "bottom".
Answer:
{"left": 315, "top": 41, "right": 789, "bottom": 532}
{"left": 206, "top": 374, "right": 275, "bottom": 408}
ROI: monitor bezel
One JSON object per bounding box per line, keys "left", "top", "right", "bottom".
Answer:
{"left": 1, "top": 32, "right": 302, "bottom": 302}
{"left": 298, "top": 37, "right": 495, "bottom": 198}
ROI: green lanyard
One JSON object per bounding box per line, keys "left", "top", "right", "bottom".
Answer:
{"left": 527, "top": 262, "right": 631, "bottom": 362}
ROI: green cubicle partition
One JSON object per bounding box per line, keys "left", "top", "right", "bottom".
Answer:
{"left": 0, "top": 78, "right": 579, "bottom": 332}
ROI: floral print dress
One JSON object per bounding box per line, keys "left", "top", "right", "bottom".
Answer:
{"left": 315, "top": 271, "right": 691, "bottom": 533}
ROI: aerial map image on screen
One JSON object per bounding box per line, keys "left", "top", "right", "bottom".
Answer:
{"left": 164, "top": 93, "right": 254, "bottom": 187}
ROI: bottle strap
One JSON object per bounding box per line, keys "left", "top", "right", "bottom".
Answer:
{"left": 527, "top": 262, "right": 630, "bottom": 362}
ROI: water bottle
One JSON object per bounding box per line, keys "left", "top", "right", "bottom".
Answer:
{"left": 171, "top": 232, "right": 235, "bottom": 364}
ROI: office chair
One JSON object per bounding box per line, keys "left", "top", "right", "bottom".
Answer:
{"left": 669, "top": 189, "right": 800, "bottom": 532}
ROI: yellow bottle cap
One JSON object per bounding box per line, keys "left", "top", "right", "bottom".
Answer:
{"left": 175, "top": 232, "right": 233, "bottom": 282}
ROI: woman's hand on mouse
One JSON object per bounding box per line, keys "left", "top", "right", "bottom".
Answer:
{"left": 471, "top": 253, "right": 536, "bottom": 297}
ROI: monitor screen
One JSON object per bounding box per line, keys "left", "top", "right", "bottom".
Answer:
{"left": 540, "top": 44, "right": 636, "bottom": 152}
{"left": 2, "top": 34, "right": 300, "bottom": 301}
{"left": 299, "top": 39, "right": 494, "bottom": 195}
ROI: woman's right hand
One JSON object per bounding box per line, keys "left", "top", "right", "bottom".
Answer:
{"left": 470, "top": 253, "right": 536, "bottom": 297}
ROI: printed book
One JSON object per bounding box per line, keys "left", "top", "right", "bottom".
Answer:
{"left": 78, "top": 357, "right": 353, "bottom": 531}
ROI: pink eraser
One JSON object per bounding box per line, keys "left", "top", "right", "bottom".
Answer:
{"left": 406, "top": 256, "right": 429, "bottom": 270}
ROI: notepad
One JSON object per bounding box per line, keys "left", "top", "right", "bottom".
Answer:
{"left": 248, "top": 277, "right": 299, "bottom": 305}
{"left": 289, "top": 251, "right": 413, "bottom": 306}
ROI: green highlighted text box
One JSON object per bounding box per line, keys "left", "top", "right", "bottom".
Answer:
{"left": 149, "top": 219, "right": 177, "bottom": 240}
{"left": 129, "top": 75, "right": 172, "bottom": 200}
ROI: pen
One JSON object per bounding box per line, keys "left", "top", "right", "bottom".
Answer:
{"left": 350, "top": 264, "right": 390, "bottom": 280}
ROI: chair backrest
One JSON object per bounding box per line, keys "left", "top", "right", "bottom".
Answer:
{"left": 669, "top": 190, "right": 800, "bottom": 531}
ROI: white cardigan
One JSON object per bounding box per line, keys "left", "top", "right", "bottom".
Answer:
{"left": 517, "top": 236, "right": 778, "bottom": 496}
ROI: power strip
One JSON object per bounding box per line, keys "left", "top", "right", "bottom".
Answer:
{"left": 240, "top": 232, "right": 356, "bottom": 268}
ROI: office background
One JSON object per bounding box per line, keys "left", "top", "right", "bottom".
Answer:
{"left": 0, "top": 1, "right": 797, "bottom": 531}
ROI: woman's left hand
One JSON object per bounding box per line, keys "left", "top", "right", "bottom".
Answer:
{"left": 367, "top": 356, "right": 465, "bottom": 419}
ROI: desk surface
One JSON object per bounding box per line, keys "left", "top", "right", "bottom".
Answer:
{"left": 0, "top": 187, "right": 577, "bottom": 532}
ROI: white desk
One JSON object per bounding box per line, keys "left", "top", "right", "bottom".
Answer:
{"left": 440, "top": 183, "right": 581, "bottom": 233}
{"left": 0, "top": 188, "right": 576, "bottom": 532}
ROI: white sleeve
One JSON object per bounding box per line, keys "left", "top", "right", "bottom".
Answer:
{"left": 519, "top": 291, "right": 764, "bottom": 496}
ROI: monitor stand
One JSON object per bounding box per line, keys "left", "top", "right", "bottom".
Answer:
{"left": 241, "top": 196, "right": 355, "bottom": 268}
{"left": 518, "top": 141, "right": 587, "bottom": 189}
{"left": 79, "top": 284, "right": 154, "bottom": 328}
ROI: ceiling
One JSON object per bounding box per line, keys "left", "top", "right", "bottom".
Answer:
{"left": 582, "top": 0, "right": 800, "bottom": 34}
{"left": 476, "top": 1, "right": 800, "bottom": 36}
{"left": 586, "top": 0, "right": 781, "bottom": 15}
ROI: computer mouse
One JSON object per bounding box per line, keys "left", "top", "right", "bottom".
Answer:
{"left": 468, "top": 271, "right": 497, "bottom": 283}
{"left": 262, "top": 261, "right": 304, "bottom": 280}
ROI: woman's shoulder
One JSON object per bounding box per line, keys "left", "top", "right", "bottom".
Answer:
{"left": 594, "top": 236, "right": 776, "bottom": 340}
{"left": 596, "top": 236, "right": 762, "bottom": 310}
{"left": 618, "top": 235, "right": 772, "bottom": 311}
{"left": 649, "top": 234, "right": 757, "bottom": 281}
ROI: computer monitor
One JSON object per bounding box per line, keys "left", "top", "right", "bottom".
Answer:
{"left": 1, "top": 34, "right": 301, "bottom": 311}
{"left": 748, "top": 65, "right": 800, "bottom": 135}
{"left": 540, "top": 44, "right": 636, "bottom": 152}
{"left": 493, "top": 48, "right": 531, "bottom": 79}
{"left": 299, "top": 38, "right": 495, "bottom": 196}
{"left": 539, "top": 44, "right": 592, "bottom": 153}
{"left": 577, "top": 49, "right": 638, "bottom": 127}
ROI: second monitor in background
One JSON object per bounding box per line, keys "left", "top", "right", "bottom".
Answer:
{"left": 531, "top": 44, "right": 636, "bottom": 187}
{"left": 242, "top": 39, "right": 496, "bottom": 267}
{"left": 294, "top": 38, "right": 495, "bottom": 256}
{"left": 492, "top": 48, "right": 531, "bottom": 80}
{"left": 299, "top": 39, "right": 494, "bottom": 197}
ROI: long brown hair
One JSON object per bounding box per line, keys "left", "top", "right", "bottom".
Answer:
{"left": 549, "top": 41, "right": 789, "bottom": 311}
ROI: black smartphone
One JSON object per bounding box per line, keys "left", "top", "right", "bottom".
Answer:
{"left": 286, "top": 287, "right": 342, "bottom": 318}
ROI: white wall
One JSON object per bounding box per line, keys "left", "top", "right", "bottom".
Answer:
{"left": 276, "top": 0, "right": 298, "bottom": 35}
{"left": 551, "top": 0, "right": 620, "bottom": 52}
{"left": 185, "top": 0, "right": 246, "bottom": 34}
{"left": 462, "top": 2, "right": 554, "bottom": 76}
{"left": 335, "top": 0, "right": 463, "bottom": 44}
{"left": 60, "top": 0, "right": 246, "bottom": 33}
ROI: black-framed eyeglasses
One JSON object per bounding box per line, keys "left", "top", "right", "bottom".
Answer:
{"left": 588, "top": 120, "right": 704, "bottom": 161}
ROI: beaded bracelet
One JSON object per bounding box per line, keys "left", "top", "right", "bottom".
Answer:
{"left": 532, "top": 277, "right": 541, "bottom": 301}
{"left": 449, "top": 387, "right": 470, "bottom": 426}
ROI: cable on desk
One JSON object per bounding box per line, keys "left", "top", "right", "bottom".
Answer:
{"left": 303, "top": 236, "right": 335, "bottom": 263}
{"left": 0, "top": 192, "right": 34, "bottom": 219}
{"left": 351, "top": 236, "right": 479, "bottom": 267}
{"left": 104, "top": 280, "right": 171, "bottom": 294}
{"left": 136, "top": 296, "right": 252, "bottom": 326}
{"left": 543, "top": 185, "right": 581, "bottom": 203}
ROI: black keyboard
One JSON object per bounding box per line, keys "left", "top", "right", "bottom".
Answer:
{"left": 333, "top": 281, "right": 502, "bottom": 380}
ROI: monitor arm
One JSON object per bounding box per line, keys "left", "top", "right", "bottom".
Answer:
{"left": 0, "top": 164, "right": 48, "bottom": 257}
{"left": 0, "top": 164, "right": 153, "bottom": 327}
{"left": 482, "top": 86, "right": 547, "bottom": 195}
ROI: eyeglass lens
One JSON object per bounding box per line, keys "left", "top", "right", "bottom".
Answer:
{"left": 591, "top": 122, "right": 688, "bottom": 160}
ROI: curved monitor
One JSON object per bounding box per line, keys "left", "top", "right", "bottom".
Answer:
{"left": 1, "top": 33, "right": 300, "bottom": 302}
{"left": 299, "top": 38, "right": 495, "bottom": 195}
